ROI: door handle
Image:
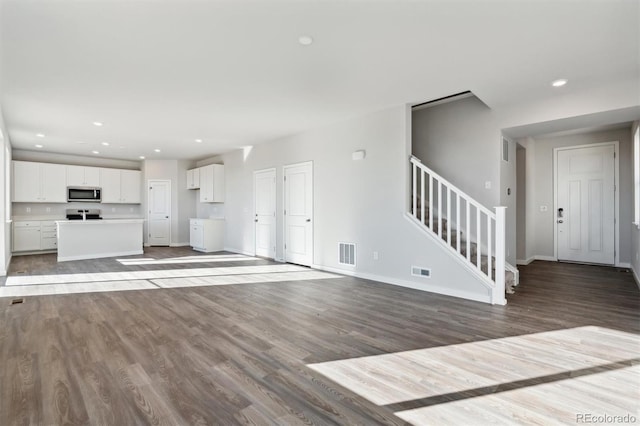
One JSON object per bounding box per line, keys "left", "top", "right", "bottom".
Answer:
{"left": 306, "top": 218, "right": 311, "bottom": 222}
{"left": 254, "top": 219, "right": 258, "bottom": 222}
{"left": 165, "top": 216, "right": 169, "bottom": 219}
{"left": 558, "top": 208, "right": 564, "bottom": 218}
{"left": 558, "top": 220, "right": 564, "bottom": 223}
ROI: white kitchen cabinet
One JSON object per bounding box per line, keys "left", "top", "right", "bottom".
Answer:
{"left": 199, "top": 164, "right": 224, "bottom": 203}
{"left": 190, "top": 218, "right": 224, "bottom": 252}
{"left": 186, "top": 168, "right": 200, "bottom": 189}
{"left": 100, "top": 168, "right": 141, "bottom": 204}
{"left": 67, "top": 165, "right": 100, "bottom": 187}
{"left": 13, "top": 221, "right": 43, "bottom": 252}
{"left": 40, "top": 221, "right": 58, "bottom": 250}
{"left": 12, "top": 161, "right": 66, "bottom": 203}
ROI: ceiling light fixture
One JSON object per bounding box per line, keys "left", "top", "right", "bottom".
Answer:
{"left": 35, "top": 144, "right": 43, "bottom": 148}
{"left": 139, "top": 156, "right": 145, "bottom": 160}
{"left": 102, "top": 142, "right": 110, "bottom": 146}
{"left": 93, "top": 121, "right": 103, "bottom": 127}
{"left": 195, "top": 139, "right": 203, "bottom": 143}
{"left": 551, "top": 79, "right": 568, "bottom": 87}
{"left": 76, "top": 141, "right": 87, "bottom": 144}
{"left": 154, "top": 148, "right": 161, "bottom": 153}
{"left": 92, "top": 150, "right": 100, "bottom": 154}
{"left": 298, "top": 35, "right": 313, "bottom": 46}
{"left": 36, "top": 133, "right": 45, "bottom": 138}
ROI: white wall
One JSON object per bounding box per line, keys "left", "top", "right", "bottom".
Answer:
{"left": 0, "top": 108, "right": 11, "bottom": 275}
{"left": 412, "top": 96, "right": 501, "bottom": 209}
{"left": 631, "top": 120, "right": 640, "bottom": 286}
{"left": 523, "top": 127, "right": 633, "bottom": 264}
{"left": 220, "top": 105, "right": 496, "bottom": 303}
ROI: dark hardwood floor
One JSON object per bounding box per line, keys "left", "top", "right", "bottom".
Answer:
{"left": 0, "top": 250, "right": 638, "bottom": 425}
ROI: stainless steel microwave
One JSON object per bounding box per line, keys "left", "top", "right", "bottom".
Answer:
{"left": 67, "top": 187, "right": 102, "bottom": 202}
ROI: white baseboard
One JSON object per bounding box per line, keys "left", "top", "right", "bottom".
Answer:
{"left": 516, "top": 257, "right": 535, "bottom": 265}
{"left": 170, "top": 242, "right": 190, "bottom": 247}
{"left": 311, "top": 263, "right": 493, "bottom": 305}
{"left": 224, "top": 247, "right": 256, "bottom": 257}
{"left": 0, "top": 269, "right": 6, "bottom": 276}
{"left": 616, "top": 262, "right": 631, "bottom": 268}
{"left": 534, "top": 255, "right": 557, "bottom": 262}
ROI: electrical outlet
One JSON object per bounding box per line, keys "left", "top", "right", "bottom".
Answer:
{"left": 26, "top": 207, "right": 31, "bottom": 213}
{"left": 213, "top": 207, "right": 218, "bottom": 213}
{"left": 112, "top": 208, "right": 116, "bottom": 212}
{"left": 484, "top": 181, "right": 491, "bottom": 189}
{"left": 540, "top": 205, "right": 548, "bottom": 212}
{"left": 373, "top": 251, "right": 379, "bottom": 260}
{"left": 129, "top": 207, "right": 133, "bottom": 212}
{"left": 46, "top": 207, "right": 51, "bottom": 213}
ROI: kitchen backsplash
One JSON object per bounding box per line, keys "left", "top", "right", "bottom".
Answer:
{"left": 12, "top": 202, "right": 143, "bottom": 218}
{"left": 197, "top": 202, "right": 225, "bottom": 219}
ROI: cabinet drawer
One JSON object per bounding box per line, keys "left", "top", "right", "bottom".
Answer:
{"left": 14, "top": 221, "right": 41, "bottom": 228}
{"left": 190, "top": 219, "right": 204, "bottom": 226}
{"left": 41, "top": 237, "right": 57, "bottom": 250}
{"left": 41, "top": 221, "right": 57, "bottom": 228}
{"left": 41, "top": 230, "right": 57, "bottom": 239}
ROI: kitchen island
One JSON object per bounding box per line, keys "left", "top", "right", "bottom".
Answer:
{"left": 56, "top": 219, "right": 144, "bottom": 262}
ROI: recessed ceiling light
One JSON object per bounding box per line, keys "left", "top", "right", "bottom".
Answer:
{"left": 92, "top": 150, "right": 100, "bottom": 154}
{"left": 195, "top": 139, "right": 203, "bottom": 143}
{"left": 139, "top": 155, "right": 145, "bottom": 159}
{"left": 154, "top": 148, "right": 161, "bottom": 153}
{"left": 76, "top": 141, "right": 87, "bottom": 144}
{"left": 36, "top": 133, "right": 45, "bottom": 138}
{"left": 551, "top": 79, "right": 568, "bottom": 87}
{"left": 35, "top": 144, "right": 43, "bottom": 148}
{"left": 298, "top": 35, "right": 313, "bottom": 46}
{"left": 101, "top": 142, "right": 110, "bottom": 146}
{"left": 93, "top": 121, "right": 103, "bottom": 127}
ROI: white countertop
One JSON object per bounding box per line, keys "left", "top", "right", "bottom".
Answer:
{"left": 57, "top": 218, "right": 145, "bottom": 224}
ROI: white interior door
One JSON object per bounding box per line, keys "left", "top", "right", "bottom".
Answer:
{"left": 254, "top": 168, "right": 276, "bottom": 258}
{"left": 556, "top": 144, "right": 615, "bottom": 264}
{"left": 284, "top": 162, "right": 313, "bottom": 266}
{"left": 148, "top": 180, "right": 171, "bottom": 246}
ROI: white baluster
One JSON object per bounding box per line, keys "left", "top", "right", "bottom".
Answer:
{"left": 429, "top": 175, "right": 433, "bottom": 230}
{"left": 446, "top": 187, "right": 451, "bottom": 246}
{"left": 420, "top": 169, "right": 425, "bottom": 225}
{"left": 466, "top": 202, "right": 471, "bottom": 261}
{"left": 476, "top": 207, "right": 481, "bottom": 271}
{"left": 487, "top": 215, "right": 492, "bottom": 281}
{"left": 456, "top": 193, "right": 461, "bottom": 253}
{"left": 438, "top": 180, "right": 442, "bottom": 238}
{"left": 412, "top": 163, "right": 417, "bottom": 217}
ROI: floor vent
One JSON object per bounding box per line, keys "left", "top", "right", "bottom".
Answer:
{"left": 339, "top": 242, "right": 356, "bottom": 266}
{"left": 411, "top": 266, "right": 431, "bottom": 278}
{"left": 11, "top": 298, "right": 24, "bottom": 305}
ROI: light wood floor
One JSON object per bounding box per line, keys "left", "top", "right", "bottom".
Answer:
{"left": 1, "top": 249, "right": 639, "bottom": 425}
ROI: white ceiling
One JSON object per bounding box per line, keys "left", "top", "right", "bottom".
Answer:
{"left": 1, "top": 0, "right": 638, "bottom": 161}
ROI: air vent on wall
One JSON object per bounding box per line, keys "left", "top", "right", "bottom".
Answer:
{"left": 339, "top": 242, "right": 356, "bottom": 266}
{"left": 411, "top": 266, "right": 431, "bottom": 278}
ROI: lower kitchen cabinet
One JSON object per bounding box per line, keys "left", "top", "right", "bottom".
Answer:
{"left": 190, "top": 218, "right": 224, "bottom": 252}
{"left": 13, "top": 220, "right": 59, "bottom": 252}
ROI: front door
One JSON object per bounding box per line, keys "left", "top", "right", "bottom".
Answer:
{"left": 254, "top": 168, "right": 276, "bottom": 259}
{"left": 284, "top": 162, "right": 313, "bottom": 266}
{"left": 556, "top": 144, "right": 615, "bottom": 264}
{"left": 148, "top": 180, "right": 171, "bottom": 246}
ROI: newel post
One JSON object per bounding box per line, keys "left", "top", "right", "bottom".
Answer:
{"left": 493, "top": 206, "right": 507, "bottom": 305}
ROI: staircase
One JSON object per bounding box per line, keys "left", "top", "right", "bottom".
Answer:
{"left": 408, "top": 156, "right": 516, "bottom": 305}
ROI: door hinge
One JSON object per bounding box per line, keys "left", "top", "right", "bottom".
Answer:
{"left": 284, "top": 244, "right": 287, "bottom": 249}
{"left": 284, "top": 209, "right": 286, "bottom": 215}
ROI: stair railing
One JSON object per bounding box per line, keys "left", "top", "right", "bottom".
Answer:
{"left": 410, "top": 155, "right": 505, "bottom": 304}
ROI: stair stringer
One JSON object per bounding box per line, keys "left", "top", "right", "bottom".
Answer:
{"left": 405, "top": 212, "right": 507, "bottom": 305}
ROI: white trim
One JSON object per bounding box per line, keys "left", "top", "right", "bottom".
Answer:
{"left": 12, "top": 250, "right": 57, "bottom": 256}
{"left": 224, "top": 247, "right": 256, "bottom": 257}
{"left": 553, "top": 141, "right": 619, "bottom": 266}
{"left": 311, "top": 263, "right": 494, "bottom": 305}
{"left": 534, "top": 255, "right": 558, "bottom": 262}
{"left": 169, "top": 242, "right": 190, "bottom": 247}
{"left": 616, "top": 262, "right": 631, "bottom": 268}
{"left": 58, "top": 249, "right": 143, "bottom": 262}
{"left": 516, "top": 257, "right": 535, "bottom": 265}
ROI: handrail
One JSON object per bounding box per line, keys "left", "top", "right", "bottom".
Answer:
{"left": 410, "top": 155, "right": 506, "bottom": 304}
{"left": 410, "top": 156, "right": 495, "bottom": 219}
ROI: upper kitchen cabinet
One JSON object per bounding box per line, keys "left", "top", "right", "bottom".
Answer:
{"left": 200, "top": 164, "right": 224, "bottom": 203}
{"left": 12, "top": 161, "right": 66, "bottom": 203}
{"left": 67, "top": 165, "right": 100, "bottom": 187}
{"left": 100, "top": 168, "right": 142, "bottom": 204}
{"left": 186, "top": 168, "right": 200, "bottom": 190}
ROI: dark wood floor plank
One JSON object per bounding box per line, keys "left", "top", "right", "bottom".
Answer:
{"left": 0, "top": 249, "right": 638, "bottom": 425}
